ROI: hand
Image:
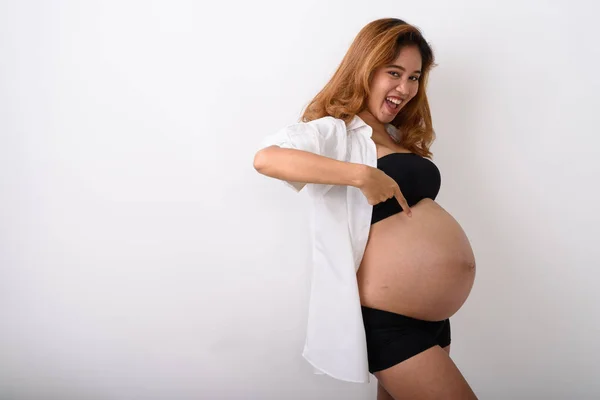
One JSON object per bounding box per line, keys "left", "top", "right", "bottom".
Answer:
{"left": 356, "top": 165, "right": 412, "bottom": 217}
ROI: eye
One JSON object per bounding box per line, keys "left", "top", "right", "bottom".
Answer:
{"left": 388, "top": 71, "right": 420, "bottom": 81}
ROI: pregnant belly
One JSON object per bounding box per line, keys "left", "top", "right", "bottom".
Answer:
{"left": 357, "top": 198, "right": 476, "bottom": 321}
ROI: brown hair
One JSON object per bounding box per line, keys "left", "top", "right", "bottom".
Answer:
{"left": 301, "top": 18, "right": 437, "bottom": 158}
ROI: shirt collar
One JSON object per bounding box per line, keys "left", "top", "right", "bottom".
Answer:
{"left": 348, "top": 114, "right": 401, "bottom": 143}
{"left": 347, "top": 115, "right": 371, "bottom": 136}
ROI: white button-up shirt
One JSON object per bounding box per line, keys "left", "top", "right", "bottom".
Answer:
{"left": 258, "top": 115, "right": 401, "bottom": 383}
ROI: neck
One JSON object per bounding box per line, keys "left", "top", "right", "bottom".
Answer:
{"left": 358, "top": 110, "right": 395, "bottom": 145}
{"left": 357, "top": 110, "right": 386, "bottom": 133}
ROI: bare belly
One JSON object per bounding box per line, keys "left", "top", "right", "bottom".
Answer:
{"left": 357, "top": 198, "right": 476, "bottom": 321}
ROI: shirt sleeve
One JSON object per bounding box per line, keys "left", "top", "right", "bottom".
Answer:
{"left": 257, "top": 117, "right": 346, "bottom": 193}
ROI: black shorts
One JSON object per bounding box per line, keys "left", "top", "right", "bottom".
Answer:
{"left": 361, "top": 306, "right": 451, "bottom": 373}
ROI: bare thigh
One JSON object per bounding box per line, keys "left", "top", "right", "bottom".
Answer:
{"left": 376, "top": 345, "right": 452, "bottom": 400}
{"left": 374, "top": 345, "right": 477, "bottom": 400}
{"left": 377, "top": 345, "right": 451, "bottom": 400}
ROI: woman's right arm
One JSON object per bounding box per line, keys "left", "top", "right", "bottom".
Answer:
{"left": 253, "top": 118, "right": 411, "bottom": 213}
{"left": 253, "top": 145, "right": 367, "bottom": 189}
{"left": 254, "top": 145, "right": 411, "bottom": 214}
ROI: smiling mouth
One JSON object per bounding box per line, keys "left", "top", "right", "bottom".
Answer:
{"left": 385, "top": 97, "right": 402, "bottom": 112}
{"left": 386, "top": 97, "right": 402, "bottom": 105}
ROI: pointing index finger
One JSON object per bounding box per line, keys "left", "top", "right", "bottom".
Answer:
{"left": 394, "top": 186, "right": 412, "bottom": 217}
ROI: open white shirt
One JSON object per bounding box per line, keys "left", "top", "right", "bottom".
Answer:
{"left": 258, "top": 115, "right": 401, "bottom": 383}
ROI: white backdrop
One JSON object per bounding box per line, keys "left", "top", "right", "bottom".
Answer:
{"left": 1, "top": 0, "right": 599, "bottom": 399}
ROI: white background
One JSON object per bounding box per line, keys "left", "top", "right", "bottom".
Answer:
{"left": 1, "top": 0, "right": 599, "bottom": 399}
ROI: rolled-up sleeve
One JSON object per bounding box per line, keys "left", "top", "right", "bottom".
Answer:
{"left": 257, "top": 117, "right": 346, "bottom": 193}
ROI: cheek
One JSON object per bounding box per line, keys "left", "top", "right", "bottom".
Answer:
{"left": 410, "top": 85, "right": 419, "bottom": 98}
{"left": 370, "top": 87, "right": 385, "bottom": 105}
{"left": 372, "top": 76, "right": 389, "bottom": 95}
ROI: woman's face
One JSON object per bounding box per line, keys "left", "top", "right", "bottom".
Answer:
{"left": 366, "top": 45, "right": 422, "bottom": 124}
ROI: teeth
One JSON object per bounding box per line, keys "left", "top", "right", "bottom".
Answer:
{"left": 386, "top": 97, "right": 401, "bottom": 105}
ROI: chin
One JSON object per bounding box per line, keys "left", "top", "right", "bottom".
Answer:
{"left": 379, "top": 114, "right": 396, "bottom": 124}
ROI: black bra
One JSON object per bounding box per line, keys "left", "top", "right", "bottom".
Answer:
{"left": 371, "top": 153, "right": 441, "bottom": 224}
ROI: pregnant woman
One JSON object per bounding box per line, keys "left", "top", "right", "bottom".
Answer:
{"left": 254, "top": 18, "right": 477, "bottom": 399}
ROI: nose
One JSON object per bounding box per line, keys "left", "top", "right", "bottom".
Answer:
{"left": 396, "top": 81, "right": 409, "bottom": 96}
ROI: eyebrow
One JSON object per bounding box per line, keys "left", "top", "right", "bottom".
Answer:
{"left": 386, "top": 64, "right": 422, "bottom": 74}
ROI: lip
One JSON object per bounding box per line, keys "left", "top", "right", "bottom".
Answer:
{"left": 386, "top": 95, "right": 405, "bottom": 102}
{"left": 384, "top": 98, "right": 400, "bottom": 115}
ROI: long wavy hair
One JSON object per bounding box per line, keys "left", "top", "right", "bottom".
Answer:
{"left": 301, "top": 18, "right": 437, "bottom": 158}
